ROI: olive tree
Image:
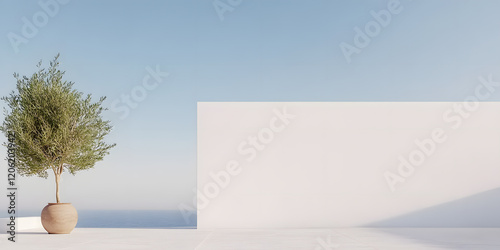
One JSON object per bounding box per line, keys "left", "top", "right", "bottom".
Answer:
{"left": 0, "top": 55, "right": 115, "bottom": 203}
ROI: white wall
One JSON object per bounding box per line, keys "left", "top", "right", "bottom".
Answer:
{"left": 197, "top": 102, "right": 500, "bottom": 228}
{"left": 0, "top": 217, "right": 43, "bottom": 233}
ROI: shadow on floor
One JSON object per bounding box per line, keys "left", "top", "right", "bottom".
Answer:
{"left": 17, "top": 232, "right": 47, "bottom": 234}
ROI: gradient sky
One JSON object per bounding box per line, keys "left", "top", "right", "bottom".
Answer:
{"left": 1, "top": 0, "right": 500, "bottom": 214}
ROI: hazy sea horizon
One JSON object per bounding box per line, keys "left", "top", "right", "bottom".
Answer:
{"left": 1, "top": 210, "right": 197, "bottom": 229}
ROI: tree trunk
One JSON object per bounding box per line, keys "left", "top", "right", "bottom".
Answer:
{"left": 55, "top": 174, "right": 61, "bottom": 203}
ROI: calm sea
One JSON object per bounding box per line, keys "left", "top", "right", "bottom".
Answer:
{"left": 1, "top": 210, "right": 197, "bottom": 229}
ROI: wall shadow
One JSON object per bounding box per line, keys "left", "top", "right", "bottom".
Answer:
{"left": 366, "top": 187, "right": 500, "bottom": 227}
{"left": 361, "top": 187, "right": 500, "bottom": 249}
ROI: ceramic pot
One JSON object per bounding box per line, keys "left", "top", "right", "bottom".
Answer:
{"left": 41, "top": 203, "right": 78, "bottom": 234}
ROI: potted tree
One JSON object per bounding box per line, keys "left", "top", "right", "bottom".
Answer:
{"left": 0, "top": 55, "right": 115, "bottom": 234}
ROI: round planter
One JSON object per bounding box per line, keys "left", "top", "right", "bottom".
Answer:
{"left": 41, "top": 203, "right": 78, "bottom": 234}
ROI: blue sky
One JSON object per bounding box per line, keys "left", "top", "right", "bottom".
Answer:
{"left": 1, "top": 0, "right": 500, "bottom": 214}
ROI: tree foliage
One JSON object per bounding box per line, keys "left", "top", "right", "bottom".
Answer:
{"left": 0, "top": 54, "right": 115, "bottom": 179}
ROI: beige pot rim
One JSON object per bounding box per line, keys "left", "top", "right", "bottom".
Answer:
{"left": 47, "top": 203, "right": 73, "bottom": 205}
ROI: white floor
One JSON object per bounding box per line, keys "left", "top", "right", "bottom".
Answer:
{"left": 1, "top": 228, "right": 500, "bottom": 250}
